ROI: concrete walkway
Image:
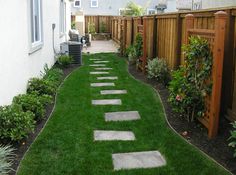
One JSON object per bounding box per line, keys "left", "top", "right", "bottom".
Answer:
{"left": 83, "top": 40, "right": 118, "bottom": 54}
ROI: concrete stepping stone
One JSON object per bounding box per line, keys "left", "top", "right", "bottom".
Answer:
{"left": 112, "top": 151, "right": 166, "bottom": 170}
{"left": 90, "top": 72, "right": 109, "bottom": 75}
{"left": 92, "top": 99, "right": 122, "bottom": 105}
{"left": 97, "top": 76, "right": 118, "bottom": 80}
{"left": 94, "top": 130, "right": 135, "bottom": 141}
{"left": 101, "top": 90, "right": 127, "bottom": 95}
{"left": 91, "top": 83, "right": 115, "bottom": 87}
{"left": 89, "top": 64, "right": 106, "bottom": 67}
{"left": 90, "top": 59, "right": 103, "bottom": 61}
{"left": 94, "top": 61, "right": 109, "bottom": 63}
{"left": 105, "top": 111, "right": 140, "bottom": 121}
{"left": 95, "top": 68, "right": 113, "bottom": 70}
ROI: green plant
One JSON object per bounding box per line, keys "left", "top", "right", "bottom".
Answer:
{"left": 100, "top": 21, "right": 106, "bottom": 33}
{"left": 27, "top": 78, "right": 57, "bottom": 96}
{"left": 124, "top": 1, "right": 145, "bottom": 16}
{"left": 57, "top": 55, "right": 73, "bottom": 67}
{"left": 88, "top": 22, "right": 96, "bottom": 34}
{"left": 0, "top": 105, "right": 35, "bottom": 141}
{"left": 125, "top": 45, "right": 137, "bottom": 63}
{"left": 168, "top": 36, "right": 213, "bottom": 122}
{"left": 229, "top": 121, "right": 236, "bottom": 157}
{"left": 13, "top": 93, "right": 52, "bottom": 121}
{"left": 71, "top": 21, "right": 76, "bottom": 29}
{"left": 43, "top": 67, "right": 63, "bottom": 86}
{"left": 0, "top": 145, "right": 15, "bottom": 175}
{"left": 147, "top": 58, "right": 170, "bottom": 85}
{"left": 134, "top": 33, "right": 143, "bottom": 58}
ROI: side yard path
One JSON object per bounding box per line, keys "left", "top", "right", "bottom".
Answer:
{"left": 17, "top": 53, "right": 230, "bottom": 175}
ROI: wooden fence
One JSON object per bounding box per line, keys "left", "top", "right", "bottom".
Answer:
{"left": 111, "top": 7, "right": 236, "bottom": 138}
{"left": 84, "top": 15, "right": 113, "bottom": 33}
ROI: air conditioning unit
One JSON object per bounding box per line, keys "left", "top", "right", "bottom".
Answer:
{"left": 60, "top": 41, "right": 83, "bottom": 65}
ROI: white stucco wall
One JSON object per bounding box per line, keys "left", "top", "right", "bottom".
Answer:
{"left": 202, "top": 0, "right": 236, "bottom": 9}
{"left": 0, "top": 0, "right": 71, "bottom": 106}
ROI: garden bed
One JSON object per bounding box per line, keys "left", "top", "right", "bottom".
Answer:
{"left": 9, "top": 64, "right": 79, "bottom": 175}
{"left": 128, "top": 63, "right": 236, "bottom": 175}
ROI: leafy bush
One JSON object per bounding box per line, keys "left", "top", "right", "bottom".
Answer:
{"left": 168, "top": 36, "right": 212, "bottom": 122}
{"left": 0, "top": 145, "right": 15, "bottom": 175}
{"left": 27, "top": 78, "right": 57, "bottom": 96}
{"left": 124, "top": 1, "right": 144, "bottom": 16}
{"left": 43, "top": 66, "right": 63, "bottom": 86}
{"left": 147, "top": 58, "right": 170, "bottom": 85}
{"left": 100, "top": 21, "right": 106, "bottom": 33}
{"left": 229, "top": 121, "right": 236, "bottom": 157}
{"left": 88, "top": 22, "right": 96, "bottom": 34}
{"left": 125, "top": 45, "right": 137, "bottom": 63}
{"left": 134, "top": 33, "right": 143, "bottom": 59}
{"left": 57, "top": 55, "right": 73, "bottom": 67}
{"left": 0, "top": 105, "right": 35, "bottom": 141}
{"left": 13, "top": 93, "right": 52, "bottom": 121}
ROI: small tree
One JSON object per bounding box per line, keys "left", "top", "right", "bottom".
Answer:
{"left": 123, "top": 1, "right": 144, "bottom": 16}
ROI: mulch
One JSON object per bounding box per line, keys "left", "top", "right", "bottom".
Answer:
{"left": 128, "top": 63, "right": 236, "bottom": 175}
{"left": 7, "top": 64, "right": 79, "bottom": 175}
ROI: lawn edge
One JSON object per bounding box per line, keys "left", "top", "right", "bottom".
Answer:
{"left": 125, "top": 60, "right": 233, "bottom": 175}
{"left": 15, "top": 65, "right": 82, "bottom": 175}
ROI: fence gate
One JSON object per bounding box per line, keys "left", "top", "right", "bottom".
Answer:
{"left": 185, "top": 11, "right": 227, "bottom": 138}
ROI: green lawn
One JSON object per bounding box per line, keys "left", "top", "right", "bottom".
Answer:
{"left": 17, "top": 53, "right": 230, "bottom": 175}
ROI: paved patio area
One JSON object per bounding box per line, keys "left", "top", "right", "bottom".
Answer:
{"left": 82, "top": 40, "right": 118, "bottom": 53}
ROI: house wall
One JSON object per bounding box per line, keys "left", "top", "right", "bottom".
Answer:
{"left": 71, "top": 0, "right": 177, "bottom": 16}
{"left": 201, "top": 0, "right": 236, "bottom": 9}
{"left": 0, "top": 0, "right": 71, "bottom": 106}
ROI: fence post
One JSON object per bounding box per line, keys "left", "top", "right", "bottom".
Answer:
{"left": 175, "top": 13, "right": 182, "bottom": 68}
{"left": 185, "top": 14, "right": 194, "bottom": 45}
{"left": 208, "top": 11, "right": 227, "bottom": 138}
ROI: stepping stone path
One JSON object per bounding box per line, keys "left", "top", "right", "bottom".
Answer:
{"left": 92, "top": 99, "right": 122, "bottom": 105}
{"left": 89, "top": 57, "right": 166, "bottom": 171}
{"left": 90, "top": 71, "right": 109, "bottom": 75}
{"left": 94, "top": 130, "right": 135, "bottom": 141}
{"left": 90, "top": 59, "right": 103, "bottom": 61}
{"left": 97, "top": 76, "right": 118, "bottom": 80}
{"left": 91, "top": 83, "right": 115, "bottom": 87}
{"left": 105, "top": 111, "right": 140, "bottom": 121}
{"left": 112, "top": 151, "right": 166, "bottom": 170}
{"left": 95, "top": 68, "right": 113, "bottom": 70}
{"left": 90, "top": 64, "right": 106, "bottom": 67}
{"left": 101, "top": 90, "right": 127, "bottom": 95}
{"left": 94, "top": 61, "right": 109, "bottom": 63}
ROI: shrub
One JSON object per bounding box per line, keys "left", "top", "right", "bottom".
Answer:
{"left": 125, "top": 45, "right": 137, "bottom": 63}
{"left": 124, "top": 1, "right": 144, "bottom": 16}
{"left": 0, "top": 105, "right": 35, "bottom": 141}
{"left": 43, "top": 67, "right": 63, "bottom": 86}
{"left": 88, "top": 22, "right": 96, "bottom": 34}
{"left": 147, "top": 58, "right": 170, "bottom": 85}
{"left": 134, "top": 33, "right": 143, "bottom": 59}
{"left": 13, "top": 93, "right": 52, "bottom": 121}
{"left": 168, "top": 36, "right": 212, "bottom": 122}
{"left": 27, "top": 78, "right": 57, "bottom": 96}
{"left": 229, "top": 121, "right": 236, "bottom": 157}
{"left": 57, "top": 55, "right": 73, "bottom": 67}
{"left": 100, "top": 21, "right": 106, "bottom": 33}
{"left": 0, "top": 145, "right": 15, "bottom": 175}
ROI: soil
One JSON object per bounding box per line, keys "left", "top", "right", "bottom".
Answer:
{"left": 128, "top": 64, "right": 236, "bottom": 174}
{"left": 7, "top": 64, "right": 79, "bottom": 175}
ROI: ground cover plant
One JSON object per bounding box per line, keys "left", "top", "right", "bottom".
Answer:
{"left": 17, "top": 53, "right": 230, "bottom": 175}
{"left": 229, "top": 121, "right": 236, "bottom": 157}
{"left": 168, "top": 36, "right": 212, "bottom": 122}
{"left": 0, "top": 145, "right": 15, "bottom": 175}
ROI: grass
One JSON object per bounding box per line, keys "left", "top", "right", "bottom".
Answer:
{"left": 17, "top": 53, "right": 230, "bottom": 175}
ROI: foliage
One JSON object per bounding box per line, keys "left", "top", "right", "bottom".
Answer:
{"left": 134, "top": 33, "right": 143, "bottom": 58}
{"left": 168, "top": 36, "right": 213, "bottom": 122}
{"left": 0, "top": 145, "right": 15, "bottom": 175}
{"left": 43, "top": 67, "right": 63, "bottom": 87}
{"left": 57, "top": 55, "right": 73, "bottom": 67}
{"left": 27, "top": 78, "right": 57, "bottom": 96}
{"left": 147, "top": 58, "right": 170, "bottom": 85}
{"left": 228, "top": 121, "right": 236, "bottom": 157}
{"left": 100, "top": 21, "right": 106, "bottom": 33}
{"left": 0, "top": 105, "right": 35, "bottom": 141}
{"left": 123, "top": 1, "right": 144, "bottom": 16}
{"left": 125, "top": 45, "right": 137, "bottom": 63}
{"left": 13, "top": 93, "right": 52, "bottom": 121}
{"left": 88, "top": 22, "right": 96, "bottom": 34}
{"left": 71, "top": 21, "right": 76, "bottom": 29}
